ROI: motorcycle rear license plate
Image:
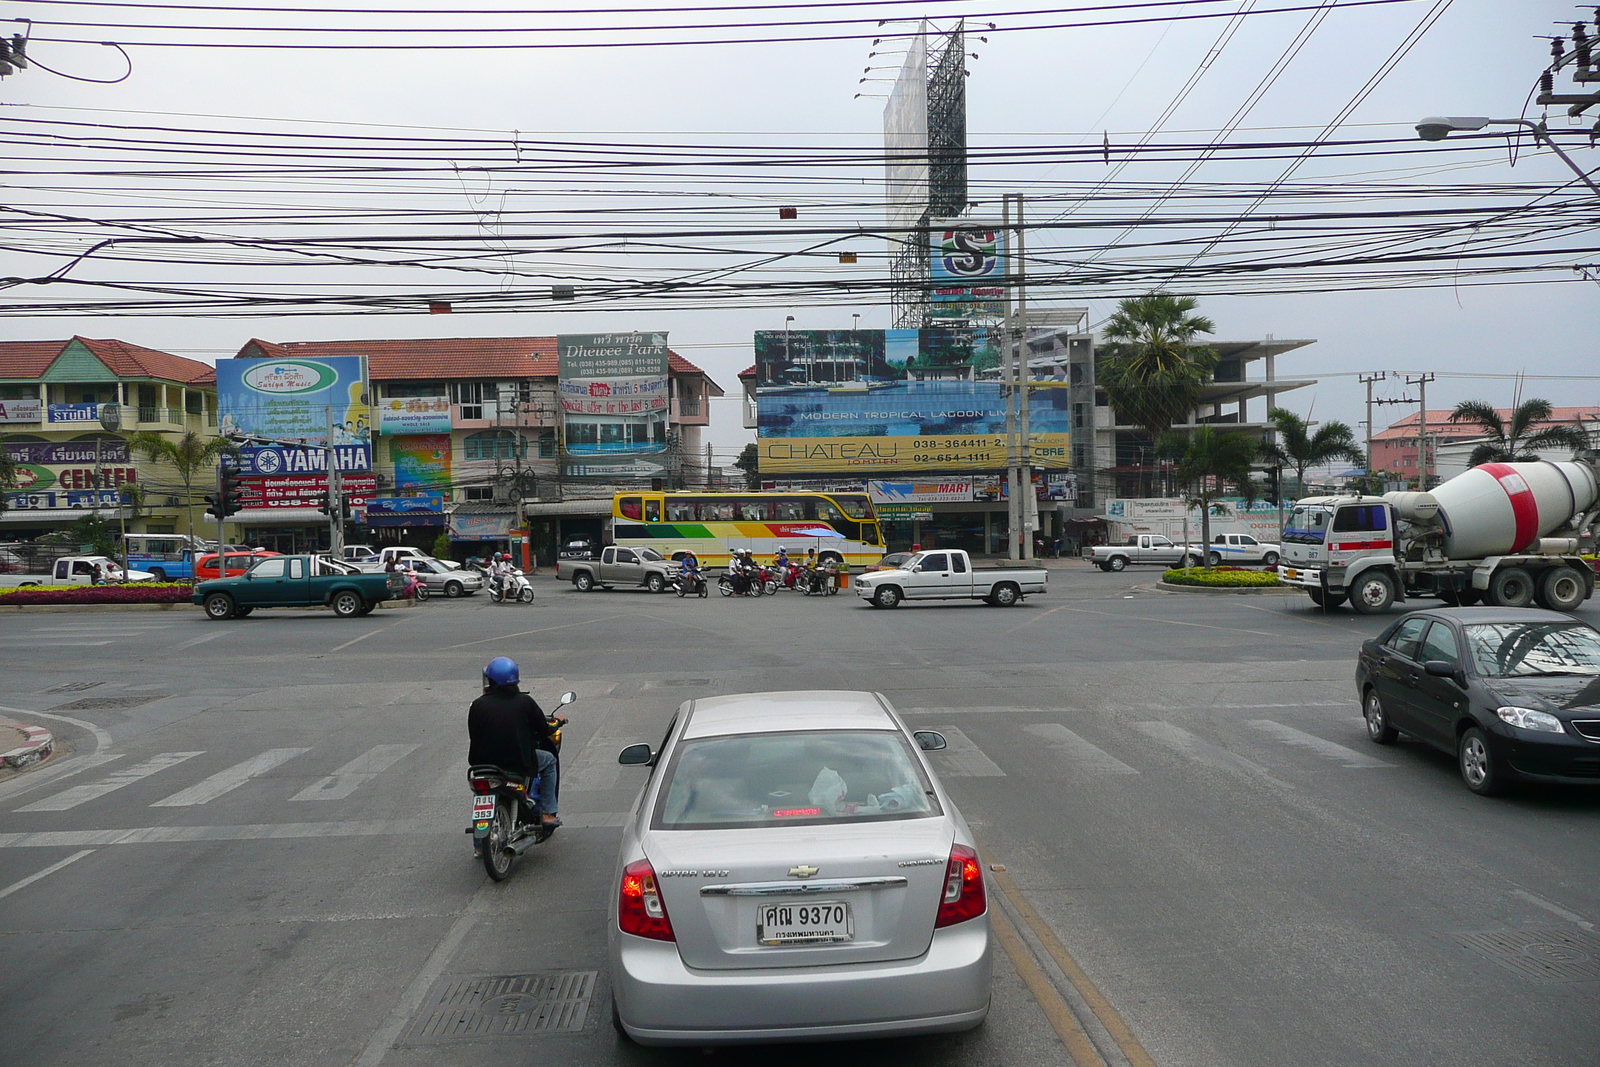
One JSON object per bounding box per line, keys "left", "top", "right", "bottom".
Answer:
{"left": 756, "top": 900, "right": 852, "bottom": 946}
{"left": 472, "top": 795, "right": 495, "bottom": 830}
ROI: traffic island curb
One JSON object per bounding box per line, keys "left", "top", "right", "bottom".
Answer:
{"left": 1155, "top": 581, "right": 1299, "bottom": 595}
{"left": 0, "top": 722, "right": 55, "bottom": 769}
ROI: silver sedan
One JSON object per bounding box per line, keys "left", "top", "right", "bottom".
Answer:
{"left": 407, "top": 559, "right": 482, "bottom": 597}
{"left": 608, "top": 690, "right": 992, "bottom": 1045}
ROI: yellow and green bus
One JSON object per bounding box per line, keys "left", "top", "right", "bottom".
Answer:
{"left": 611, "top": 491, "right": 883, "bottom": 567}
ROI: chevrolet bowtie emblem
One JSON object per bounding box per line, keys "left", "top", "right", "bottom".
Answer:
{"left": 788, "top": 864, "right": 820, "bottom": 879}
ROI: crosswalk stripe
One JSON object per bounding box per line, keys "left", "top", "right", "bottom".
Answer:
{"left": 17, "top": 752, "right": 204, "bottom": 812}
{"left": 1247, "top": 720, "right": 1392, "bottom": 769}
{"left": 928, "top": 726, "right": 1006, "bottom": 777}
{"left": 422, "top": 759, "right": 468, "bottom": 799}
{"left": 565, "top": 717, "right": 649, "bottom": 792}
{"left": 290, "top": 744, "right": 421, "bottom": 801}
{"left": 151, "top": 748, "right": 309, "bottom": 807}
{"left": 1023, "top": 723, "right": 1139, "bottom": 776}
{"left": 1132, "top": 721, "right": 1290, "bottom": 788}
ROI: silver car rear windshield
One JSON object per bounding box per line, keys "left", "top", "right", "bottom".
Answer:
{"left": 1464, "top": 623, "right": 1600, "bottom": 677}
{"left": 652, "top": 730, "right": 942, "bottom": 831}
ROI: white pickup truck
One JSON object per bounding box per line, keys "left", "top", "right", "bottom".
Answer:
{"left": 355, "top": 546, "right": 461, "bottom": 572}
{"left": 853, "top": 548, "right": 1047, "bottom": 608}
{"left": 1089, "top": 534, "right": 1200, "bottom": 572}
{"left": 1187, "top": 533, "right": 1281, "bottom": 567}
{"left": 0, "top": 555, "right": 156, "bottom": 588}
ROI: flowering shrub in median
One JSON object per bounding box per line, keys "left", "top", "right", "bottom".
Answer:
{"left": 0, "top": 582, "right": 195, "bottom": 605}
{"left": 1162, "top": 567, "right": 1282, "bottom": 588}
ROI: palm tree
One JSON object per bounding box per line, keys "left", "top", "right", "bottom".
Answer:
{"left": 1260, "top": 407, "right": 1365, "bottom": 499}
{"left": 128, "top": 430, "right": 236, "bottom": 539}
{"left": 1097, "top": 294, "right": 1219, "bottom": 495}
{"left": 1447, "top": 398, "right": 1591, "bottom": 467}
{"left": 1166, "top": 427, "right": 1260, "bottom": 558}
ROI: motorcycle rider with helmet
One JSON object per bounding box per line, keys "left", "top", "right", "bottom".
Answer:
{"left": 468, "top": 656, "right": 564, "bottom": 832}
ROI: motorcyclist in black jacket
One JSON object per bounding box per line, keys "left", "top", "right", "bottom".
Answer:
{"left": 467, "top": 656, "right": 563, "bottom": 829}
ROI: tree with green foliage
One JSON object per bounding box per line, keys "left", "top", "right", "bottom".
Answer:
{"left": 1162, "top": 427, "right": 1260, "bottom": 558}
{"left": 734, "top": 442, "right": 760, "bottom": 490}
{"left": 1259, "top": 407, "right": 1365, "bottom": 499}
{"left": 1447, "top": 397, "right": 1591, "bottom": 467}
{"left": 127, "top": 430, "right": 236, "bottom": 540}
{"left": 431, "top": 530, "right": 454, "bottom": 561}
{"left": 1097, "top": 294, "right": 1219, "bottom": 495}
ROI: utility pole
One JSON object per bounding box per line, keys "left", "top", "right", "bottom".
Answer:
{"left": 1406, "top": 373, "right": 1436, "bottom": 488}
{"left": 705, "top": 441, "right": 713, "bottom": 489}
{"left": 1016, "top": 193, "right": 1034, "bottom": 561}
{"left": 1358, "top": 372, "right": 1387, "bottom": 477}
{"left": 1001, "top": 194, "right": 1018, "bottom": 560}
{"left": 325, "top": 405, "right": 343, "bottom": 556}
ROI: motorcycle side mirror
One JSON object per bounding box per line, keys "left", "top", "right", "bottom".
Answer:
{"left": 559, "top": 691, "right": 577, "bottom": 706}
{"left": 913, "top": 730, "right": 947, "bottom": 751}
{"left": 617, "top": 743, "right": 653, "bottom": 766}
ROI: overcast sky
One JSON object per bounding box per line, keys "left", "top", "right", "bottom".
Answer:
{"left": 2, "top": 0, "right": 1595, "bottom": 460}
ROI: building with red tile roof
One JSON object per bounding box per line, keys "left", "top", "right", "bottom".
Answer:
{"left": 1371, "top": 407, "right": 1600, "bottom": 479}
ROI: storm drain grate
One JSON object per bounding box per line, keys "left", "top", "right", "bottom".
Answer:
{"left": 47, "top": 681, "right": 105, "bottom": 693}
{"left": 49, "top": 694, "right": 160, "bottom": 711}
{"left": 1455, "top": 928, "right": 1600, "bottom": 983}
{"left": 406, "top": 971, "right": 595, "bottom": 1040}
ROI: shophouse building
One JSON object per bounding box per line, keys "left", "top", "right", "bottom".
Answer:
{"left": 229, "top": 337, "right": 722, "bottom": 560}
{"left": 1, "top": 337, "right": 220, "bottom": 539}
{"left": 1371, "top": 407, "right": 1600, "bottom": 488}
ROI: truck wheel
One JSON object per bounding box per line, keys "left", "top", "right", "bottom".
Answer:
{"left": 1262, "top": 552, "right": 1279, "bottom": 567}
{"left": 647, "top": 573, "right": 666, "bottom": 594}
{"left": 332, "top": 591, "right": 364, "bottom": 618}
{"left": 203, "top": 593, "right": 235, "bottom": 620}
{"left": 236, "top": 606, "right": 254, "bottom": 618}
{"left": 1349, "top": 572, "right": 1395, "bottom": 614}
{"left": 1486, "top": 567, "right": 1534, "bottom": 608}
{"left": 873, "top": 585, "right": 902, "bottom": 609}
{"left": 1207, "top": 551, "right": 1222, "bottom": 567}
{"left": 1536, "top": 566, "right": 1585, "bottom": 612}
{"left": 1107, "top": 556, "right": 1127, "bottom": 572}
{"left": 149, "top": 567, "right": 167, "bottom": 582}
{"left": 1308, "top": 588, "right": 1346, "bottom": 609}
{"left": 444, "top": 580, "right": 464, "bottom": 598}
{"left": 991, "top": 582, "right": 1020, "bottom": 607}
{"left": 574, "top": 572, "right": 594, "bottom": 592}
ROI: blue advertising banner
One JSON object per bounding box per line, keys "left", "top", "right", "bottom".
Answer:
{"left": 217, "top": 356, "right": 370, "bottom": 446}
{"left": 369, "top": 493, "right": 445, "bottom": 513}
{"left": 237, "top": 444, "right": 372, "bottom": 475}
{"left": 46, "top": 403, "right": 104, "bottom": 425}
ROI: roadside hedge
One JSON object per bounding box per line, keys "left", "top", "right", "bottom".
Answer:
{"left": 0, "top": 582, "right": 195, "bottom": 605}
{"left": 1162, "top": 567, "right": 1282, "bottom": 588}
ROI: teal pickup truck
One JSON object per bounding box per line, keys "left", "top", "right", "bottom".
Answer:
{"left": 192, "top": 555, "right": 401, "bottom": 620}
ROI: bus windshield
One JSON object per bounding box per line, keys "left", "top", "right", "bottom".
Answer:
{"left": 1284, "top": 506, "right": 1330, "bottom": 545}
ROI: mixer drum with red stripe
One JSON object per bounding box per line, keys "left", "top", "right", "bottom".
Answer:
{"left": 1419, "top": 461, "right": 1598, "bottom": 560}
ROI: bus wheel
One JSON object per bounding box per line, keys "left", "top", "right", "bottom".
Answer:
{"left": 819, "top": 552, "right": 843, "bottom": 567}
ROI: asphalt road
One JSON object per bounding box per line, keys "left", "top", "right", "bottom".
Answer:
{"left": 1, "top": 567, "right": 1597, "bottom": 1067}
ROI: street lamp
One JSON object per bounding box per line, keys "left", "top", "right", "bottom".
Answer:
{"left": 1415, "top": 116, "right": 1600, "bottom": 196}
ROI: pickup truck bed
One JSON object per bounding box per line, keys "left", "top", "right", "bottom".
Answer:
{"left": 852, "top": 549, "right": 1046, "bottom": 608}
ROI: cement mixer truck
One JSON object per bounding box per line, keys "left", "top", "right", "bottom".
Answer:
{"left": 1277, "top": 459, "right": 1599, "bottom": 614}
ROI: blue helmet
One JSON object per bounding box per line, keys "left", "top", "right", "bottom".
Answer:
{"left": 483, "top": 656, "right": 520, "bottom": 689}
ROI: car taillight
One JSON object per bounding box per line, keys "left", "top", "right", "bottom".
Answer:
{"left": 618, "top": 859, "right": 675, "bottom": 941}
{"left": 934, "top": 844, "right": 987, "bottom": 928}
{"left": 470, "top": 778, "right": 493, "bottom": 795}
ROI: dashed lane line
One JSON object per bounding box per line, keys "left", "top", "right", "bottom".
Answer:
{"left": 0, "top": 816, "right": 629, "bottom": 848}
{"left": 0, "top": 849, "right": 96, "bottom": 901}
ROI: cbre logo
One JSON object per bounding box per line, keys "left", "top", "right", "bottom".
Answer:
{"left": 242, "top": 360, "right": 338, "bottom": 394}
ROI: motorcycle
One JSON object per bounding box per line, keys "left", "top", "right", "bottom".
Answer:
{"left": 489, "top": 568, "right": 535, "bottom": 604}
{"left": 800, "top": 560, "right": 840, "bottom": 596}
{"left": 468, "top": 690, "right": 576, "bottom": 881}
{"left": 672, "top": 566, "right": 709, "bottom": 598}
{"left": 718, "top": 562, "right": 766, "bottom": 597}
{"left": 402, "top": 569, "right": 429, "bottom": 601}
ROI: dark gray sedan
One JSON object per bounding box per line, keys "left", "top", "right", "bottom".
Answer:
{"left": 1356, "top": 607, "right": 1600, "bottom": 795}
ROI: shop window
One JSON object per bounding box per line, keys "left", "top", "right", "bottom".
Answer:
{"left": 463, "top": 486, "right": 494, "bottom": 501}
{"left": 568, "top": 422, "right": 598, "bottom": 447}
{"left": 463, "top": 431, "right": 526, "bottom": 461}
{"left": 538, "top": 428, "right": 557, "bottom": 458}
{"left": 601, "top": 423, "right": 625, "bottom": 446}
{"left": 389, "top": 382, "right": 448, "bottom": 398}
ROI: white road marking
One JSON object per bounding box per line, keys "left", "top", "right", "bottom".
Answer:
{"left": 0, "top": 849, "right": 95, "bottom": 900}
{"left": 1132, "top": 721, "right": 1291, "bottom": 789}
{"left": 564, "top": 716, "right": 649, "bottom": 792}
{"left": 0, "top": 705, "right": 115, "bottom": 751}
{"left": 150, "top": 748, "right": 308, "bottom": 807}
{"left": 928, "top": 726, "right": 1006, "bottom": 777}
{"left": 291, "top": 744, "right": 420, "bottom": 801}
{"left": 1023, "top": 723, "right": 1139, "bottom": 776}
{"left": 1512, "top": 888, "right": 1596, "bottom": 931}
{"left": 17, "top": 752, "right": 203, "bottom": 811}
{"left": 1247, "top": 720, "right": 1391, "bottom": 769}
{"left": 422, "top": 759, "right": 467, "bottom": 799}
{"left": 0, "top": 817, "right": 623, "bottom": 848}
{"left": 0, "top": 641, "right": 114, "bottom": 647}
{"left": 330, "top": 620, "right": 410, "bottom": 654}
{"left": 0, "top": 753, "right": 124, "bottom": 803}
{"left": 172, "top": 630, "right": 230, "bottom": 651}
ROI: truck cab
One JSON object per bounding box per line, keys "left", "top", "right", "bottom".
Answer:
{"left": 1278, "top": 497, "right": 1395, "bottom": 610}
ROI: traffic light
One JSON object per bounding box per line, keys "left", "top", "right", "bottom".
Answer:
{"left": 316, "top": 491, "right": 332, "bottom": 516}
{"left": 219, "top": 467, "right": 244, "bottom": 517}
{"left": 1263, "top": 467, "right": 1281, "bottom": 507}
{"left": 204, "top": 493, "right": 224, "bottom": 520}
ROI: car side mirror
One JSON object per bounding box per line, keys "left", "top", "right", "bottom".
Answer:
{"left": 913, "top": 730, "right": 947, "bottom": 751}
{"left": 617, "top": 743, "right": 654, "bottom": 766}
{"left": 1423, "top": 660, "right": 1456, "bottom": 678}
{"left": 559, "top": 690, "right": 577, "bottom": 706}
{"left": 245, "top": 573, "right": 254, "bottom": 580}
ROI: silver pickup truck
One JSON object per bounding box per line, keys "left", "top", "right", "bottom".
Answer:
{"left": 1089, "top": 534, "right": 1200, "bottom": 572}
{"left": 558, "top": 545, "right": 675, "bottom": 593}
{"left": 853, "top": 548, "right": 1046, "bottom": 607}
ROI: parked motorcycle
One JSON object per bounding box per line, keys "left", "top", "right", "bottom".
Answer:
{"left": 800, "top": 560, "right": 840, "bottom": 596}
{"left": 468, "top": 690, "right": 576, "bottom": 881}
{"left": 402, "top": 568, "right": 429, "bottom": 601}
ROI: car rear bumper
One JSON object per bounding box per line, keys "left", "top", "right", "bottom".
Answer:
{"left": 612, "top": 915, "right": 992, "bottom": 1045}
